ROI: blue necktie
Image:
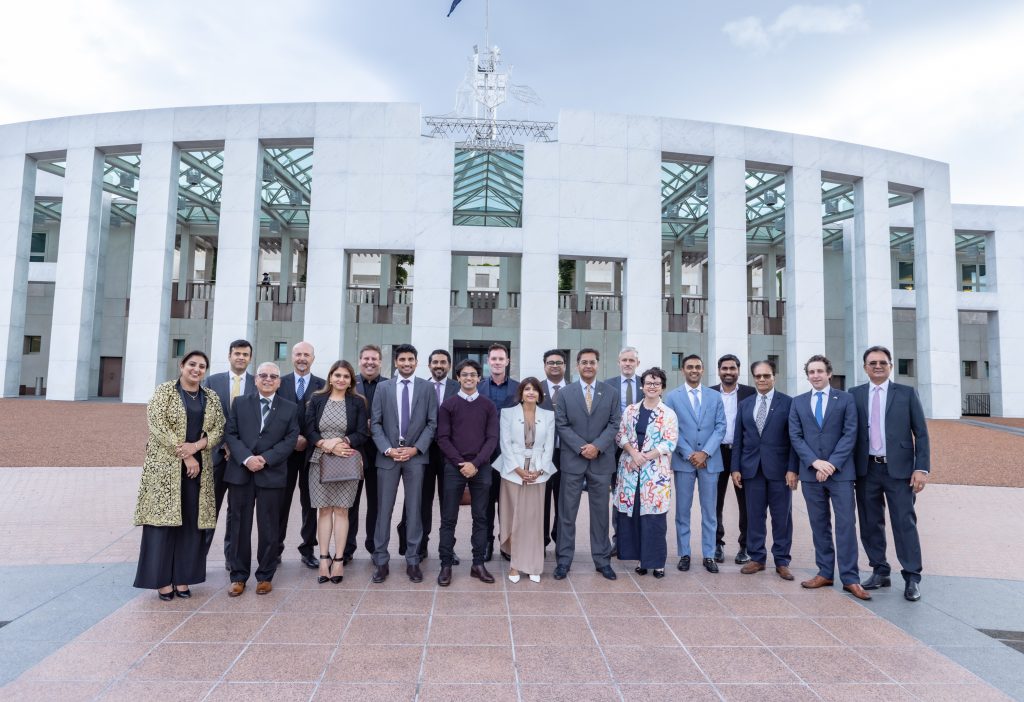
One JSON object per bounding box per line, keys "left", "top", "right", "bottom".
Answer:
{"left": 260, "top": 398, "right": 271, "bottom": 430}
{"left": 400, "top": 379, "right": 411, "bottom": 439}
{"left": 690, "top": 388, "right": 701, "bottom": 417}
{"left": 814, "top": 392, "right": 824, "bottom": 428}
{"left": 296, "top": 375, "right": 306, "bottom": 400}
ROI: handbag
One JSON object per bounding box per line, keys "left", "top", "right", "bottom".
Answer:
{"left": 319, "top": 450, "right": 363, "bottom": 483}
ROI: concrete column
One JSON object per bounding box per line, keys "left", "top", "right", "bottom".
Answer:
{"left": 0, "top": 151, "right": 36, "bottom": 397}
{"left": 304, "top": 138, "right": 347, "bottom": 363}
{"left": 987, "top": 226, "right": 1024, "bottom": 417}
{"left": 410, "top": 246, "right": 452, "bottom": 368}
{"left": 913, "top": 174, "right": 961, "bottom": 418}
{"left": 746, "top": 263, "right": 755, "bottom": 297}
{"left": 624, "top": 256, "right": 664, "bottom": 370}
{"left": 209, "top": 139, "right": 262, "bottom": 372}
{"left": 379, "top": 253, "right": 393, "bottom": 303}
{"left": 46, "top": 147, "right": 105, "bottom": 400}
{"left": 451, "top": 254, "right": 468, "bottom": 307}
{"left": 851, "top": 175, "right": 895, "bottom": 385}
{"left": 574, "top": 259, "right": 587, "bottom": 312}
{"left": 669, "top": 245, "right": 683, "bottom": 314}
{"left": 520, "top": 251, "right": 559, "bottom": 376}
{"left": 123, "top": 141, "right": 180, "bottom": 403}
{"left": 203, "top": 244, "right": 215, "bottom": 281}
{"left": 764, "top": 248, "right": 778, "bottom": 311}
{"left": 612, "top": 262, "right": 622, "bottom": 296}
{"left": 278, "top": 232, "right": 292, "bottom": 304}
{"left": 176, "top": 228, "right": 194, "bottom": 301}
{"left": 841, "top": 219, "right": 858, "bottom": 384}
{"left": 707, "top": 155, "right": 748, "bottom": 370}
{"left": 783, "top": 164, "right": 825, "bottom": 390}
{"left": 497, "top": 256, "right": 510, "bottom": 309}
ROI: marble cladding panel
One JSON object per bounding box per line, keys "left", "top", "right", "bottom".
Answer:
{"left": 520, "top": 215, "right": 560, "bottom": 256}
{"left": 626, "top": 116, "right": 661, "bottom": 151}
{"left": 792, "top": 134, "right": 822, "bottom": 169}
{"left": 627, "top": 147, "right": 660, "bottom": 186}
{"left": 384, "top": 103, "right": 421, "bottom": 137}
{"left": 345, "top": 172, "right": 384, "bottom": 212}
{"left": 817, "top": 139, "right": 864, "bottom": 177}
{"left": 523, "top": 177, "right": 559, "bottom": 218}
{"left": 556, "top": 217, "right": 596, "bottom": 255}
{"left": 626, "top": 183, "right": 661, "bottom": 225}
{"left": 0, "top": 123, "right": 29, "bottom": 156}
{"left": 383, "top": 138, "right": 427, "bottom": 175}
{"left": 221, "top": 105, "right": 260, "bottom": 140}
{"left": 171, "top": 105, "right": 229, "bottom": 143}
{"left": 558, "top": 110, "right": 596, "bottom": 146}
{"left": 590, "top": 182, "right": 629, "bottom": 221}
{"left": 314, "top": 103, "right": 352, "bottom": 137}
{"left": 593, "top": 112, "right": 628, "bottom": 148}
{"left": 348, "top": 104, "right": 389, "bottom": 138}
{"left": 414, "top": 174, "right": 454, "bottom": 216}
{"left": 523, "top": 141, "right": 560, "bottom": 180}
{"left": 258, "top": 103, "right": 316, "bottom": 138}
{"left": 713, "top": 124, "right": 745, "bottom": 160}
{"left": 660, "top": 117, "right": 715, "bottom": 157}
{"left": 310, "top": 173, "right": 349, "bottom": 214}
{"left": 348, "top": 139, "right": 386, "bottom": 174}
{"left": 743, "top": 127, "right": 794, "bottom": 167}
{"left": 343, "top": 211, "right": 383, "bottom": 247}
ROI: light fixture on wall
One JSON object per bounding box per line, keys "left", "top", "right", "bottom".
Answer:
{"left": 186, "top": 168, "right": 202, "bottom": 185}
{"left": 118, "top": 171, "right": 135, "bottom": 189}
{"left": 287, "top": 189, "right": 302, "bottom": 206}
{"left": 825, "top": 198, "right": 839, "bottom": 215}
{"left": 763, "top": 191, "right": 778, "bottom": 206}
{"left": 262, "top": 164, "right": 276, "bottom": 182}
{"left": 695, "top": 180, "right": 708, "bottom": 198}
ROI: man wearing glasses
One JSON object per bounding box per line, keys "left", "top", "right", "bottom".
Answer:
{"left": 851, "top": 346, "right": 930, "bottom": 602}
{"left": 540, "top": 349, "right": 568, "bottom": 548}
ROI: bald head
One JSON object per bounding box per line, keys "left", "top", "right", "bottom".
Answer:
{"left": 291, "top": 341, "right": 315, "bottom": 375}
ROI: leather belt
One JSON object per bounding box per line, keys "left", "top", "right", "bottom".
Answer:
{"left": 721, "top": 443, "right": 733, "bottom": 449}
{"left": 869, "top": 455, "right": 887, "bottom": 464}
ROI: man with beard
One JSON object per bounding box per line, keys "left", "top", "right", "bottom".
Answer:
{"left": 710, "top": 354, "right": 755, "bottom": 565}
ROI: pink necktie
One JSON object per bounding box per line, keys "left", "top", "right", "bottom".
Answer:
{"left": 870, "top": 386, "right": 883, "bottom": 454}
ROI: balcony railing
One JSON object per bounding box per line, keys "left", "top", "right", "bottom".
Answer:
{"left": 170, "top": 281, "right": 214, "bottom": 319}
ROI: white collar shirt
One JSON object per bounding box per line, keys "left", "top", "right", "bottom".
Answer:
{"left": 458, "top": 390, "right": 479, "bottom": 402}
{"left": 719, "top": 386, "right": 738, "bottom": 444}
{"left": 868, "top": 380, "right": 889, "bottom": 456}
{"left": 395, "top": 375, "right": 416, "bottom": 436}
{"left": 810, "top": 387, "right": 830, "bottom": 418}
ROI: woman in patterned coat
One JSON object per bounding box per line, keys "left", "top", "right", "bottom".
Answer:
{"left": 614, "top": 367, "right": 678, "bottom": 577}
{"left": 133, "top": 350, "right": 225, "bottom": 599}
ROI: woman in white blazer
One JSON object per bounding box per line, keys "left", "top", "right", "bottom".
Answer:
{"left": 496, "top": 377, "right": 557, "bottom": 583}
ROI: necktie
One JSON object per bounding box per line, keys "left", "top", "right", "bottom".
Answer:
{"left": 625, "top": 378, "right": 633, "bottom": 406}
{"left": 870, "top": 386, "right": 883, "bottom": 453}
{"left": 551, "top": 384, "right": 560, "bottom": 405}
{"left": 690, "top": 388, "right": 701, "bottom": 417}
{"left": 296, "top": 375, "right": 306, "bottom": 401}
{"left": 260, "top": 398, "right": 271, "bottom": 430}
{"left": 230, "top": 375, "right": 240, "bottom": 405}
{"left": 435, "top": 381, "right": 443, "bottom": 406}
{"left": 400, "top": 379, "right": 411, "bottom": 439}
{"left": 814, "top": 392, "right": 824, "bottom": 428}
{"left": 585, "top": 384, "right": 592, "bottom": 413}
{"left": 756, "top": 394, "right": 768, "bottom": 435}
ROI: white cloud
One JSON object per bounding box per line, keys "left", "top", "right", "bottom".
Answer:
{"left": 724, "top": 3, "right": 867, "bottom": 51}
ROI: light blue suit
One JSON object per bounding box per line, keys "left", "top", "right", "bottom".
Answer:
{"left": 664, "top": 384, "right": 726, "bottom": 559}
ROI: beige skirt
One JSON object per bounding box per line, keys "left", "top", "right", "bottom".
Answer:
{"left": 498, "top": 476, "right": 546, "bottom": 576}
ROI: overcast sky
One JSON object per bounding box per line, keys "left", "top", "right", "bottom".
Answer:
{"left": 2, "top": 0, "right": 1021, "bottom": 205}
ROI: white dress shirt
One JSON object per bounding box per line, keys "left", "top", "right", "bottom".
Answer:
{"left": 752, "top": 389, "right": 775, "bottom": 421}
{"left": 395, "top": 374, "right": 416, "bottom": 437}
{"left": 868, "top": 380, "right": 889, "bottom": 456}
{"left": 458, "top": 390, "right": 479, "bottom": 402}
{"left": 720, "top": 386, "right": 738, "bottom": 444}
{"left": 810, "top": 388, "right": 829, "bottom": 417}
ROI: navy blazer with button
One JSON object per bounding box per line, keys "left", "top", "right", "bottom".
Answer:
{"left": 731, "top": 391, "right": 799, "bottom": 480}
{"left": 850, "top": 381, "right": 930, "bottom": 479}
{"left": 788, "top": 388, "right": 858, "bottom": 482}
{"left": 223, "top": 393, "right": 300, "bottom": 489}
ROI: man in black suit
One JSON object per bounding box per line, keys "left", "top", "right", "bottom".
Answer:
{"left": 202, "top": 338, "right": 256, "bottom": 564}
{"left": 397, "top": 348, "right": 459, "bottom": 560}
{"left": 223, "top": 362, "right": 300, "bottom": 596}
{"left": 540, "top": 349, "right": 568, "bottom": 548}
{"left": 852, "top": 345, "right": 930, "bottom": 602}
{"left": 342, "top": 344, "right": 386, "bottom": 563}
{"left": 730, "top": 360, "right": 798, "bottom": 580}
{"left": 276, "top": 341, "right": 325, "bottom": 569}
{"left": 711, "top": 354, "right": 756, "bottom": 565}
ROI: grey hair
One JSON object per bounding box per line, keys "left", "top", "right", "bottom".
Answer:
{"left": 256, "top": 361, "right": 281, "bottom": 375}
{"left": 618, "top": 346, "right": 639, "bottom": 358}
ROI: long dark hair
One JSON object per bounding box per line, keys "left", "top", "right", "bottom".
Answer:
{"left": 315, "top": 360, "right": 367, "bottom": 407}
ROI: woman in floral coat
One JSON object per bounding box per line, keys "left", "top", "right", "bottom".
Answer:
{"left": 614, "top": 367, "right": 678, "bottom": 577}
{"left": 133, "top": 350, "right": 225, "bottom": 599}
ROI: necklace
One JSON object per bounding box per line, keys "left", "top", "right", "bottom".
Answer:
{"left": 182, "top": 385, "right": 200, "bottom": 400}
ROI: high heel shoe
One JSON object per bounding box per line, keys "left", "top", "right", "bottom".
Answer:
{"left": 175, "top": 587, "right": 192, "bottom": 599}
{"left": 508, "top": 571, "right": 521, "bottom": 584}
{"left": 635, "top": 566, "right": 648, "bottom": 576}
{"left": 330, "top": 556, "right": 344, "bottom": 584}
{"left": 318, "top": 555, "right": 333, "bottom": 585}
{"left": 158, "top": 587, "right": 174, "bottom": 601}
{"left": 529, "top": 574, "right": 541, "bottom": 583}
{"left": 653, "top": 569, "right": 666, "bottom": 579}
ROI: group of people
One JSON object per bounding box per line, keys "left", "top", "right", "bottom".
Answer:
{"left": 133, "top": 339, "right": 929, "bottom": 603}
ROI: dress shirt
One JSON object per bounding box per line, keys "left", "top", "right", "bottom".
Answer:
{"left": 868, "top": 380, "right": 889, "bottom": 457}
{"left": 686, "top": 384, "right": 703, "bottom": 413}
{"left": 458, "top": 390, "right": 479, "bottom": 402}
{"left": 432, "top": 379, "right": 446, "bottom": 405}
{"left": 231, "top": 372, "right": 247, "bottom": 396}
{"left": 719, "top": 386, "right": 738, "bottom": 444}
{"left": 579, "top": 380, "right": 597, "bottom": 399}
{"left": 482, "top": 375, "right": 514, "bottom": 408}
{"left": 293, "top": 371, "right": 311, "bottom": 398}
{"left": 545, "top": 379, "right": 566, "bottom": 398}
{"left": 752, "top": 388, "right": 776, "bottom": 420}
{"left": 395, "top": 374, "right": 416, "bottom": 423}
{"left": 810, "top": 388, "right": 829, "bottom": 417}
{"left": 619, "top": 375, "right": 637, "bottom": 412}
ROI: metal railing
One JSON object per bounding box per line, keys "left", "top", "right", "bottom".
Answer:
{"left": 963, "top": 393, "right": 990, "bottom": 417}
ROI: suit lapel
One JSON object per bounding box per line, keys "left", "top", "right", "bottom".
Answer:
{"left": 884, "top": 382, "right": 896, "bottom": 417}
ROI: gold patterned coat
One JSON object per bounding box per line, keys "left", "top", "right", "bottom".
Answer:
{"left": 133, "top": 381, "right": 225, "bottom": 529}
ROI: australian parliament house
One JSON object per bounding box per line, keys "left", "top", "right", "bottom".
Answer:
{"left": 1, "top": 41, "right": 1022, "bottom": 420}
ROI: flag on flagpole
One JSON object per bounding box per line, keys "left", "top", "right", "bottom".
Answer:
{"left": 447, "top": 0, "right": 463, "bottom": 16}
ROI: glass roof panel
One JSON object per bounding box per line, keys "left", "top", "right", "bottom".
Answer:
{"left": 453, "top": 148, "right": 524, "bottom": 228}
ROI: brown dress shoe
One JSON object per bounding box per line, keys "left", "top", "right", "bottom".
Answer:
{"left": 843, "top": 583, "right": 872, "bottom": 601}
{"left": 775, "top": 565, "right": 795, "bottom": 581}
{"left": 800, "top": 575, "right": 834, "bottom": 589}
{"left": 470, "top": 564, "right": 495, "bottom": 583}
{"left": 228, "top": 582, "right": 245, "bottom": 597}
{"left": 255, "top": 581, "right": 273, "bottom": 595}
{"left": 740, "top": 561, "right": 766, "bottom": 575}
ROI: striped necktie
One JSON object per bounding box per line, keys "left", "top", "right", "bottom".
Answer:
{"left": 260, "top": 398, "right": 271, "bottom": 430}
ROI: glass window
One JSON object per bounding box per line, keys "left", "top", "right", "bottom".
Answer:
{"left": 961, "top": 263, "right": 987, "bottom": 292}
{"left": 453, "top": 148, "right": 524, "bottom": 228}
{"left": 671, "top": 352, "right": 685, "bottom": 371}
{"left": 897, "top": 359, "right": 914, "bottom": 377}
{"left": 23, "top": 335, "right": 41, "bottom": 353}
{"left": 274, "top": 342, "right": 288, "bottom": 361}
{"left": 897, "top": 261, "right": 914, "bottom": 290}
{"left": 172, "top": 339, "right": 185, "bottom": 357}
{"left": 963, "top": 360, "right": 978, "bottom": 379}
{"left": 30, "top": 232, "right": 46, "bottom": 262}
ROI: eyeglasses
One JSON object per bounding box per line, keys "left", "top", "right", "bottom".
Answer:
{"left": 545, "top": 360, "right": 565, "bottom": 366}
{"left": 257, "top": 373, "right": 280, "bottom": 380}
{"left": 753, "top": 374, "right": 774, "bottom": 380}
{"left": 578, "top": 360, "right": 598, "bottom": 366}
{"left": 459, "top": 373, "right": 479, "bottom": 379}
{"left": 866, "top": 361, "right": 890, "bottom": 367}
{"left": 642, "top": 381, "right": 662, "bottom": 388}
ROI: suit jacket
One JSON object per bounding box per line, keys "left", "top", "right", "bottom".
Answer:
{"left": 304, "top": 393, "right": 370, "bottom": 450}
{"left": 664, "top": 385, "right": 727, "bottom": 474}
{"left": 711, "top": 383, "right": 756, "bottom": 401}
{"left": 223, "top": 393, "right": 300, "bottom": 489}
{"left": 495, "top": 404, "right": 557, "bottom": 484}
{"left": 279, "top": 372, "right": 325, "bottom": 432}
{"left": 370, "top": 375, "right": 438, "bottom": 469}
{"left": 850, "top": 381, "right": 930, "bottom": 479}
{"left": 554, "top": 381, "right": 620, "bottom": 475}
{"left": 603, "top": 374, "right": 640, "bottom": 414}
{"left": 204, "top": 371, "right": 256, "bottom": 465}
{"left": 788, "top": 388, "right": 858, "bottom": 482}
{"left": 731, "top": 391, "right": 799, "bottom": 480}
{"left": 539, "top": 379, "right": 566, "bottom": 412}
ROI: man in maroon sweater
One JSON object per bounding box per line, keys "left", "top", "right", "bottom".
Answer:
{"left": 436, "top": 359, "right": 500, "bottom": 586}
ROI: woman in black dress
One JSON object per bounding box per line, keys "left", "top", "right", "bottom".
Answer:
{"left": 133, "top": 350, "right": 225, "bottom": 599}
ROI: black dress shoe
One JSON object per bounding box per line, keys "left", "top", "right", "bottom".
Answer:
{"left": 635, "top": 566, "right": 648, "bottom": 576}
{"left": 371, "top": 564, "right": 389, "bottom": 583}
{"left": 300, "top": 554, "right": 319, "bottom": 569}
{"left": 437, "top": 565, "right": 452, "bottom": 586}
{"left": 553, "top": 564, "right": 569, "bottom": 580}
{"left": 470, "top": 564, "right": 495, "bottom": 583}
{"left": 677, "top": 556, "right": 690, "bottom": 572}
{"left": 904, "top": 581, "right": 921, "bottom": 602}
{"left": 713, "top": 545, "right": 725, "bottom": 563}
{"left": 703, "top": 558, "right": 719, "bottom": 573}
{"left": 341, "top": 554, "right": 353, "bottom": 565}
{"left": 158, "top": 590, "right": 174, "bottom": 601}
{"left": 407, "top": 564, "right": 423, "bottom": 583}
{"left": 175, "top": 588, "right": 191, "bottom": 599}
{"left": 862, "top": 573, "right": 892, "bottom": 590}
{"left": 596, "top": 565, "right": 617, "bottom": 580}
{"left": 652, "top": 569, "right": 665, "bottom": 579}
{"left": 734, "top": 549, "right": 751, "bottom": 565}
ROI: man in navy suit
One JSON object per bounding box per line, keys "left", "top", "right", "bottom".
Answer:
{"left": 276, "top": 341, "right": 325, "bottom": 569}
{"left": 203, "top": 338, "right": 256, "bottom": 564}
{"left": 730, "top": 360, "right": 798, "bottom": 580}
{"left": 663, "top": 354, "right": 727, "bottom": 574}
{"left": 223, "top": 362, "right": 300, "bottom": 596}
{"left": 851, "top": 345, "right": 930, "bottom": 602}
{"left": 789, "top": 354, "right": 871, "bottom": 600}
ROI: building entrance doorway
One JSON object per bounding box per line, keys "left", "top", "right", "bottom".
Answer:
{"left": 99, "top": 357, "right": 123, "bottom": 397}
{"left": 452, "top": 340, "right": 510, "bottom": 379}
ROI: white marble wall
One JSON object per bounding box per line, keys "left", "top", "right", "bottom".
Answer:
{"left": 0, "top": 145, "right": 35, "bottom": 397}
{"left": 850, "top": 175, "right": 895, "bottom": 386}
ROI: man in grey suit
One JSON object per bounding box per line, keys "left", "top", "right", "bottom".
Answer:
{"left": 203, "top": 339, "right": 256, "bottom": 564}
{"left": 369, "top": 343, "right": 438, "bottom": 584}
{"left": 663, "top": 354, "right": 727, "bottom": 574}
{"left": 852, "top": 345, "right": 930, "bottom": 602}
{"left": 553, "top": 348, "right": 621, "bottom": 581}
{"left": 789, "top": 354, "right": 871, "bottom": 601}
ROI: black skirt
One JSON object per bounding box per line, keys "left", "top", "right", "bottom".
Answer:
{"left": 133, "top": 462, "right": 207, "bottom": 589}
